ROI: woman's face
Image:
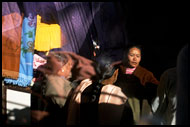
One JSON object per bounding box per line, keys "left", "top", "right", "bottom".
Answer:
{"left": 58, "top": 60, "right": 72, "bottom": 79}
{"left": 127, "top": 47, "right": 141, "bottom": 68}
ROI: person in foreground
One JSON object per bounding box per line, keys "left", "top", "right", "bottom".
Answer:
{"left": 67, "top": 53, "right": 134, "bottom": 125}
{"left": 31, "top": 51, "right": 98, "bottom": 126}
{"left": 152, "top": 67, "right": 177, "bottom": 125}
{"left": 114, "top": 44, "right": 159, "bottom": 123}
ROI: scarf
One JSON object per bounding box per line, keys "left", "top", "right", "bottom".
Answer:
{"left": 126, "top": 67, "right": 136, "bottom": 74}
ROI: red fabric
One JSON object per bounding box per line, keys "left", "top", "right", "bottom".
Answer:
{"left": 2, "top": 13, "right": 23, "bottom": 79}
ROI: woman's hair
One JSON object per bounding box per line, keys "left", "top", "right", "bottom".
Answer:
{"left": 49, "top": 52, "right": 69, "bottom": 65}
{"left": 43, "top": 51, "right": 69, "bottom": 75}
{"left": 95, "top": 52, "right": 115, "bottom": 83}
{"left": 122, "top": 44, "right": 142, "bottom": 66}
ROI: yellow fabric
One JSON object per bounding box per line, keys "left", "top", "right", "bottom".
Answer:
{"left": 34, "top": 15, "right": 61, "bottom": 51}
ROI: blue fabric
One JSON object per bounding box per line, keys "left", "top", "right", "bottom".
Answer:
{"left": 4, "top": 15, "right": 36, "bottom": 87}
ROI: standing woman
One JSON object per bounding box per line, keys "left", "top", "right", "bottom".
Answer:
{"left": 114, "top": 44, "right": 159, "bottom": 124}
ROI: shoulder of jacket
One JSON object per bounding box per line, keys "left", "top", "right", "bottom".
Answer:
{"left": 135, "top": 66, "right": 154, "bottom": 77}
{"left": 137, "top": 66, "right": 152, "bottom": 73}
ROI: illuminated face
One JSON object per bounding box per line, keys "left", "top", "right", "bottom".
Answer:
{"left": 127, "top": 47, "right": 141, "bottom": 68}
{"left": 58, "top": 60, "right": 72, "bottom": 79}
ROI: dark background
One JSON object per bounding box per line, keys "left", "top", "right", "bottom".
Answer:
{"left": 118, "top": 1, "right": 187, "bottom": 79}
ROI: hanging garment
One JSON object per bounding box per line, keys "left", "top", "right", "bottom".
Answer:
{"left": 53, "top": 2, "right": 127, "bottom": 61}
{"left": 91, "top": 2, "right": 128, "bottom": 61}
{"left": 2, "top": 2, "right": 23, "bottom": 79}
{"left": 53, "top": 2, "right": 95, "bottom": 58}
{"left": 4, "top": 14, "right": 36, "bottom": 87}
{"left": 34, "top": 15, "right": 62, "bottom": 51}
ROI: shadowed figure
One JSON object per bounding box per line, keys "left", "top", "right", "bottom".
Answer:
{"left": 31, "top": 51, "right": 98, "bottom": 126}
{"left": 152, "top": 67, "right": 177, "bottom": 125}
{"left": 67, "top": 53, "right": 134, "bottom": 125}
{"left": 176, "top": 44, "right": 189, "bottom": 125}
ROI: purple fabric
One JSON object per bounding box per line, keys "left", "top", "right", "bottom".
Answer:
{"left": 3, "top": 2, "right": 128, "bottom": 61}
{"left": 54, "top": 2, "right": 94, "bottom": 59}
{"left": 17, "top": 2, "right": 38, "bottom": 18}
{"left": 92, "top": 2, "right": 128, "bottom": 61}
{"left": 54, "top": 2, "right": 128, "bottom": 61}
{"left": 36, "top": 2, "right": 58, "bottom": 24}
{"left": 17, "top": 2, "right": 58, "bottom": 24}
{"left": 2, "top": 2, "right": 21, "bottom": 16}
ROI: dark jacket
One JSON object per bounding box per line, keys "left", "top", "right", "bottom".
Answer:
{"left": 114, "top": 63, "right": 159, "bottom": 123}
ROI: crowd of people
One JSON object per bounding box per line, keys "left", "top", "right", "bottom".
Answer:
{"left": 2, "top": 2, "right": 188, "bottom": 126}
{"left": 30, "top": 43, "right": 188, "bottom": 126}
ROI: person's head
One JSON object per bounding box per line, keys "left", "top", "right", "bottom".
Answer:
{"left": 123, "top": 44, "right": 142, "bottom": 68}
{"left": 95, "top": 52, "right": 115, "bottom": 83}
{"left": 55, "top": 53, "right": 73, "bottom": 79}
{"left": 39, "top": 51, "right": 73, "bottom": 79}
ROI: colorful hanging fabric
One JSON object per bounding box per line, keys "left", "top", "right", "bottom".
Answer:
{"left": 34, "top": 15, "right": 62, "bottom": 51}
{"left": 4, "top": 13, "right": 36, "bottom": 87}
{"left": 2, "top": 2, "right": 23, "bottom": 79}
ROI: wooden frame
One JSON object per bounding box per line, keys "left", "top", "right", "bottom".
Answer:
{"left": 2, "top": 80, "right": 32, "bottom": 115}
